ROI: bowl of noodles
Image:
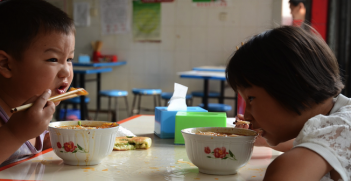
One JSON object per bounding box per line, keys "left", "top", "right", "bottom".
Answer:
{"left": 181, "top": 127, "right": 258, "bottom": 175}
{"left": 48, "top": 121, "right": 119, "bottom": 166}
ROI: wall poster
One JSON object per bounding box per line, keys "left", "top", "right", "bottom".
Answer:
{"left": 132, "top": 1, "right": 161, "bottom": 42}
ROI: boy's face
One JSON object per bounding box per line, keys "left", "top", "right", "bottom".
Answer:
{"left": 238, "top": 85, "right": 301, "bottom": 146}
{"left": 9, "top": 31, "right": 75, "bottom": 105}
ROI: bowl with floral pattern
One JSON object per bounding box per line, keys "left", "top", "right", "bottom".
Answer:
{"left": 181, "top": 127, "right": 258, "bottom": 175}
{"left": 48, "top": 121, "right": 119, "bottom": 166}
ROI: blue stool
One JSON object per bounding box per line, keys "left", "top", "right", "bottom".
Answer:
{"left": 160, "top": 92, "right": 193, "bottom": 106}
{"left": 96, "top": 90, "right": 129, "bottom": 122}
{"left": 131, "top": 88, "right": 162, "bottom": 115}
{"left": 56, "top": 97, "right": 90, "bottom": 121}
{"left": 192, "top": 91, "right": 220, "bottom": 98}
{"left": 198, "top": 103, "right": 232, "bottom": 112}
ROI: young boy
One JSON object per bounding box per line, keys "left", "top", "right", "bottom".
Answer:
{"left": 0, "top": 0, "right": 75, "bottom": 166}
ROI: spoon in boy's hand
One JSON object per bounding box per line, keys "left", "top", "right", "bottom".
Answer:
{"left": 10, "top": 88, "right": 88, "bottom": 113}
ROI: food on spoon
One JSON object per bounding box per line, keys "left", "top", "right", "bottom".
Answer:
{"left": 234, "top": 119, "right": 250, "bottom": 125}
{"left": 10, "top": 87, "right": 89, "bottom": 113}
{"left": 113, "top": 136, "right": 152, "bottom": 151}
{"left": 68, "top": 87, "right": 89, "bottom": 95}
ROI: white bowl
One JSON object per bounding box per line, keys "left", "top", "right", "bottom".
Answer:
{"left": 48, "top": 121, "right": 119, "bottom": 166}
{"left": 181, "top": 127, "right": 258, "bottom": 175}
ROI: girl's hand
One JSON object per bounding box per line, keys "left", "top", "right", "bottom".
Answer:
{"left": 5, "top": 89, "right": 55, "bottom": 143}
{"left": 234, "top": 114, "right": 294, "bottom": 152}
{"left": 235, "top": 114, "right": 270, "bottom": 147}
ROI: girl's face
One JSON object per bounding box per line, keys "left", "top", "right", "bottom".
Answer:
{"left": 9, "top": 31, "right": 75, "bottom": 105}
{"left": 238, "top": 85, "right": 301, "bottom": 146}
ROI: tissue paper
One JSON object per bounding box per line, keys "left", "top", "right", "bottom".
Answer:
{"left": 116, "top": 126, "right": 136, "bottom": 137}
{"left": 167, "top": 83, "right": 188, "bottom": 111}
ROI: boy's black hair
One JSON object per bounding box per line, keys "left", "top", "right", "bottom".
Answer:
{"left": 225, "top": 26, "right": 344, "bottom": 115}
{"left": 0, "top": 0, "right": 75, "bottom": 60}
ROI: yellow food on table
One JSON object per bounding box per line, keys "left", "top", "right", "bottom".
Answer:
{"left": 113, "top": 136, "right": 152, "bottom": 151}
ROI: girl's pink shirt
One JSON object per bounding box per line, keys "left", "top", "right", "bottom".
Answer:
{"left": 0, "top": 105, "right": 47, "bottom": 167}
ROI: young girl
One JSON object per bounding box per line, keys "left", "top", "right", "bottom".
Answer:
{"left": 0, "top": 0, "right": 75, "bottom": 166}
{"left": 226, "top": 26, "right": 349, "bottom": 181}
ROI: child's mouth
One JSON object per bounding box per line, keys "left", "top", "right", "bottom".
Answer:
{"left": 57, "top": 83, "right": 68, "bottom": 94}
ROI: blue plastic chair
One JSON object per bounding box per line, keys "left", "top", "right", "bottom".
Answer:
{"left": 198, "top": 103, "right": 232, "bottom": 112}
{"left": 56, "top": 97, "right": 90, "bottom": 121}
{"left": 160, "top": 92, "right": 193, "bottom": 106}
{"left": 97, "top": 90, "right": 129, "bottom": 122}
{"left": 131, "top": 88, "right": 162, "bottom": 115}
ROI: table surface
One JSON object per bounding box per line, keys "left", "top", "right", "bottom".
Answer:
{"left": 193, "top": 66, "right": 225, "bottom": 72}
{"left": 73, "top": 61, "right": 127, "bottom": 67}
{"left": 0, "top": 115, "right": 281, "bottom": 181}
{"left": 73, "top": 67, "right": 113, "bottom": 74}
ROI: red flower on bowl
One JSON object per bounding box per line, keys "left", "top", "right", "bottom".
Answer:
{"left": 213, "top": 147, "right": 229, "bottom": 158}
{"left": 64, "top": 141, "right": 77, "bottom": 152}
{"left": 57, "top": 142, "right": 62, "bottom": 149}
{"left": 204, "top": 146, "right": 211, "bottom": 154}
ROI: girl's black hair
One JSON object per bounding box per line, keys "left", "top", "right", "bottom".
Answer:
{"left": 289, "top": 0, "right": 305, "bottom": 6}
{"left": 0, "top": 0, "right": 75, "bottom": 60}
{"left": 225, "top": 26, "right": 344, "bottom": 115}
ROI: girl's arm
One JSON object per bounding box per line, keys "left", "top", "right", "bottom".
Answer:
{"left": 264, "top": 147, "right": 335, "bottom": 181}
{"left": 255, "top": 136, "right": 294, "bottom": 152}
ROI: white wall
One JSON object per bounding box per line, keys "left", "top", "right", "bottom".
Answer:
{"left": 51, "top": 0, "right": 282, "bottom": 121}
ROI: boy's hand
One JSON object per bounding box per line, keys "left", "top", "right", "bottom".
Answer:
{"left": 5, "top": 89, "right": 55, "bottom": 143}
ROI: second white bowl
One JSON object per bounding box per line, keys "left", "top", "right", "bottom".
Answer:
{"left": 181, "top": 127, "right": 258, "bottom": 175}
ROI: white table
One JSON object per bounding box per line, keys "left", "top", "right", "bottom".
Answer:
{"left": 0, "top": 115, "right": 281, "bottom": 181}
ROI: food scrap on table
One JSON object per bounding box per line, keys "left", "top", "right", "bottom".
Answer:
{"left": 113, "top": 136, "right": 152, "bottom": 151}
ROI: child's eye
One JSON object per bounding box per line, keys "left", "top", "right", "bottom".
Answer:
{"left": 67, "top": 58, "right": 73, "bottom": 62}
{"left": 47, "top": 58, "right": 58, "bottom": 62}
{"left": 248, "top": 96, "right": 255, "bottom": 102}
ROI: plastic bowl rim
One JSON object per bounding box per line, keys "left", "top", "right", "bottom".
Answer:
{"left": 48, "top": 120, "right": 120, "bottom": 131}
{"left": 181, "top": 127, "right": 258, "bottom": 138}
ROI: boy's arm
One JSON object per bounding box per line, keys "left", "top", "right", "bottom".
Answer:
{"left": 43, "top": 132, "right": 52, "bottom": 150}
{"left": 0, "top": 125, "right": 25, "bottom": 164}
{"left": 264, "top": 147, "right": 333, "bottom": 181}
{"left": 0, "top": 90, "right": 55, "bottom": 165}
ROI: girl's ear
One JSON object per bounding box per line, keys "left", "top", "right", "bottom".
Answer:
{"left": 0, "top": 50, "right": 13, "bottom": 78}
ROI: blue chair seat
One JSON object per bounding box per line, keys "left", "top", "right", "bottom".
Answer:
{"left": 132, "top": 88, "right": 162, "bottom": 95}
{"left": 161, "top": 92, "right": 192, "bottom": 100}
{"left": 192, "top": 91, "right": 220, "bottom": 97}
{"left": 100, "top": 90, "right": 128, "bottom": 97}
{"left": 198, "top": 103, "right": 232, "bottom": 112}
{"left": 63, "top": 97, "right": 90, "bottom": 104}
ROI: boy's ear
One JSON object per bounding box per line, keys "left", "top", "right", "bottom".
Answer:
{"left": 0, "top": 50, "right": 13, "bottom": 78}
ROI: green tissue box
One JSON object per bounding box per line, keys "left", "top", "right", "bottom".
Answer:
{"left": 174, "top": 112, "right": 227, "bottom": 144}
